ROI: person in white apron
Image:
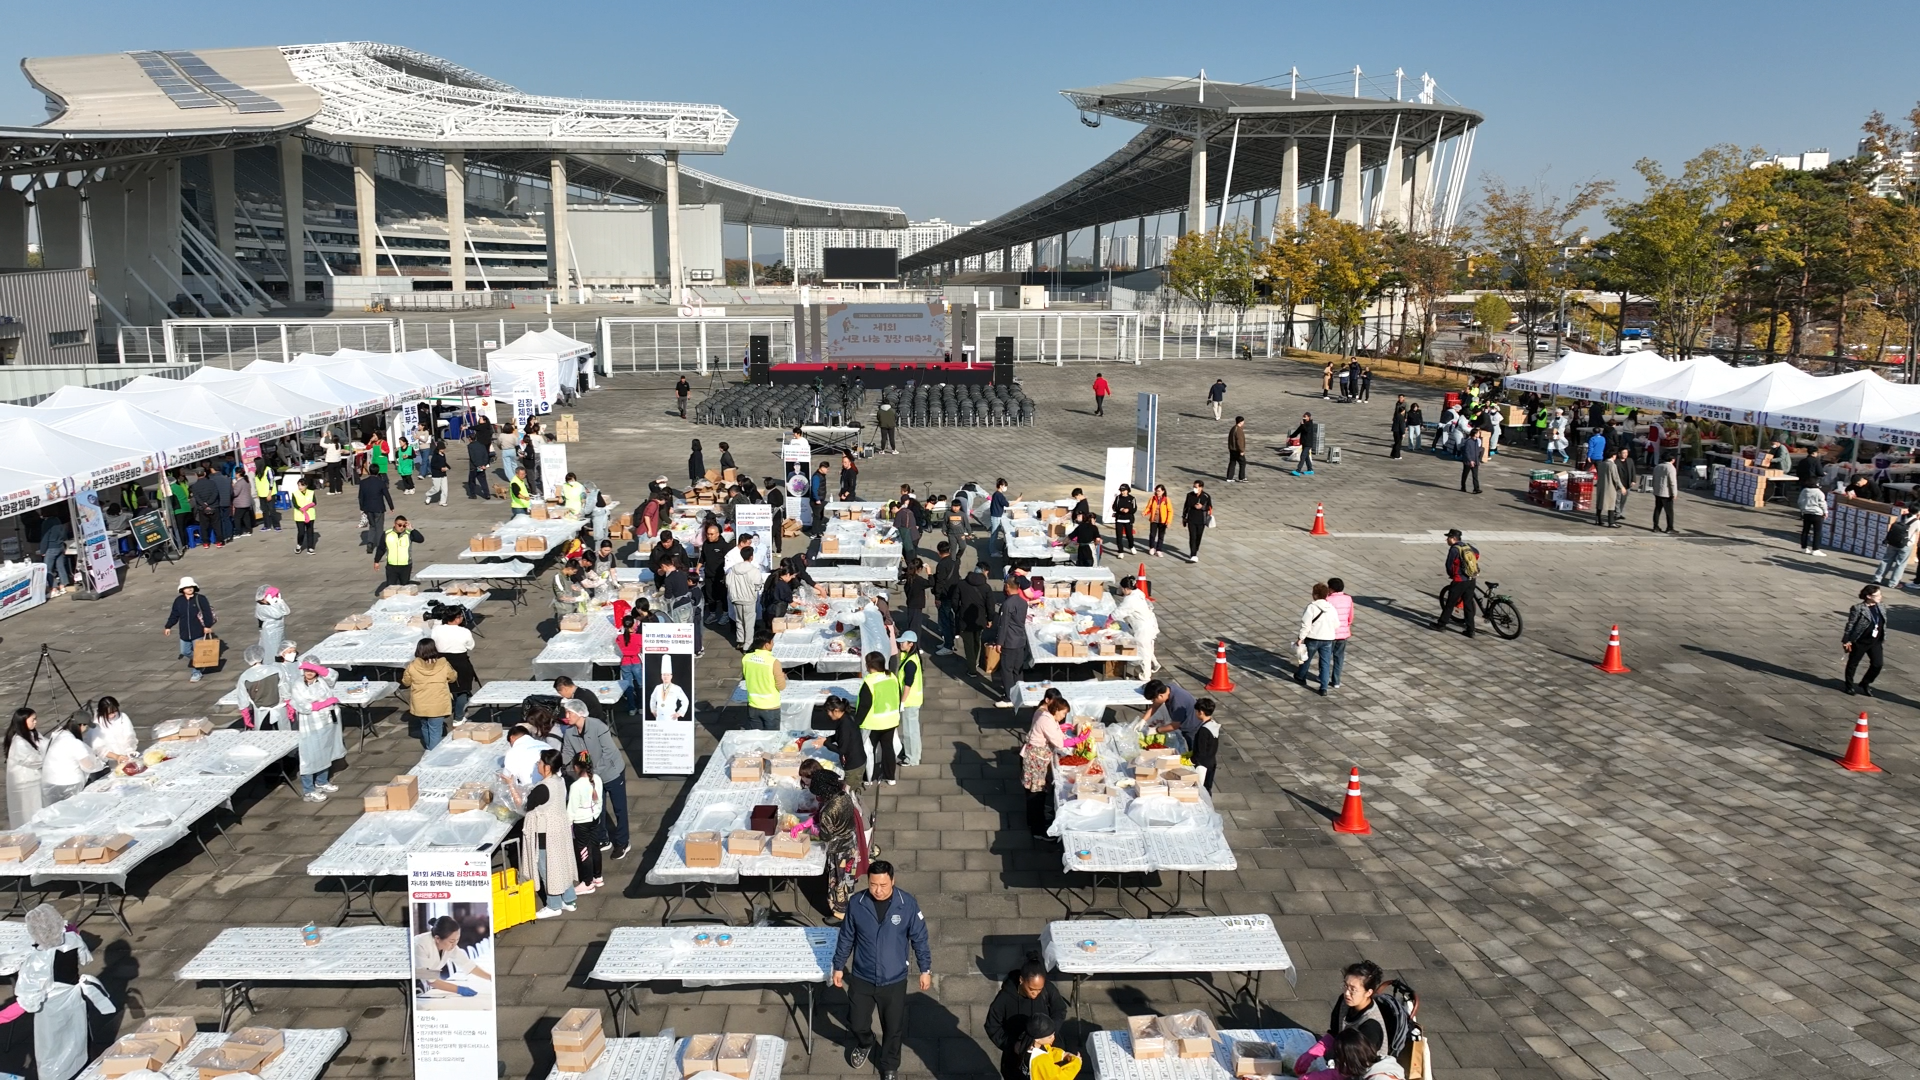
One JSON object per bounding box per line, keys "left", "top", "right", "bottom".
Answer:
{"left": 287, "top": 660, "right": 346, "bottom": 801}
{"left": 233, "top": 646, "right": 288, "bottom": 730}
{"left": 84, "top": 697, "right": 139, "bottom": 766}
{"left": 0, "top": 904, "right": 114, "bottom": 1080}
{"left": 5, "top": 708, "right": 45, "bottom": 830}
{"left": 39, "top": 717, "right": 101, "bottom": 810}
{"left": 1113, "top": 576, "right": 1160, "bottom": 678}
{"left": 255, "top": 585, "right": 290, "bottom": 661}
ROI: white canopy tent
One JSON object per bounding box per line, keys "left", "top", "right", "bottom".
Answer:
{"left": 1611, "top": 357, "right": 1765, "bottom": 413}
{"left": 326, "top": 348, "right": 485, "bottom": 396}
{"left": 113, "top": 380, "right": 299, "bottom": 440}
{"left": 1762, "top": 371, "right": 1920, "bottom": 437}
{"left": 183, "top": 370, "right": 352, "bottom": 429}
{"left": 1504, "top": 351, "right": 1633, "bottom": 397}
{"left": 0, "top": 417, "right": 162, "bottom": 494}
{"left": 231, "top": 360, "right": 395, "bottom": 416}
{"left": 283, "top": 356, "right": 426, "bottom": 405}
{"left": 1685, "top": 364, "right": 1854, "bottom": 426}
{"left": 485, "top": 351, "right": 563, "bottom": 415}
{"left": 1555, "top": 354, "right": 1681, "bottom": 405}
{"left": 488, "top": 329, "right": 595, "bottom": 399}
{"left": 31, "top": 401, "right": 235, "bottom": 468}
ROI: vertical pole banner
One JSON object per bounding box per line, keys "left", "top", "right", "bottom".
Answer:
{"left": 535, "top": 443, "right": 569, "bottom": 501}
{"left": 782, "top": 435, "right": 813, "bottom": 527}
{"left": 640, "top": 621, "right": 697, "bottom": 775}
{"left": 72, "top": 490, "right": 118, "bottom": 594}
{"left": 407, "top": 852, "right": 497, "bottom": 1080}
{"left": 735, "top": 503, "right": 775, "bottom": 571}
{"left": 1133, "top": 392, "right": 1158, "bottom": 492}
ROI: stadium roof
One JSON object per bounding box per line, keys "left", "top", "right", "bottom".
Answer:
{"left": 902, "top": 74, "right": 1482, "bottom": 270}
{"left": 2, "top": 41, "right": 904, "bottom": 229}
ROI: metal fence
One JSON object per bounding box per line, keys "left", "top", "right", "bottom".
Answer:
{"left": 598, "top": 317, "right": 797, "bottom": 373}
{"left": 978, "top": 313, "right": 1141, "bottom": 364}
{"left": 159, "top": 319, "right": 400, "bottom": 367}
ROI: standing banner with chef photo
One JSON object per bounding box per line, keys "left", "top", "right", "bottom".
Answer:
{"left": 640, "top": 621, "right": 697, "bottom": 775}
{"left": 734, "top": 503, "right": 775, "bottom": 570}
{"left": 407, "top": 852, "right": 496, "bottom": 1080}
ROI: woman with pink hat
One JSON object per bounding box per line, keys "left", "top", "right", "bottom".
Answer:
{"left": 287, "top": 658, "right": 345, "bottom": 801}
{"left": 254, "top": 585, "right": 290, "bottom": 661}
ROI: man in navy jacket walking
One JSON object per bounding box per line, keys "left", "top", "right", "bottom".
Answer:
{"left": 830, "top": 860, "right": 932, "bottom": 1080}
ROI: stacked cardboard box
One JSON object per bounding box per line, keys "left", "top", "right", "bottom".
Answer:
{"left": 363, "top": 775, "right": 420, "bottom": 812}
{"left": 552, "top": 1008, "right": 604, "bottom": 1071}
{"left": 450, "top": 721, "right": 504, "bottom": 743}
{"left": 554, "top": 414, "right": 581, "bottom": 443}
{"left": 156, "top": 717, "right": 215, "bottom": 742}
{"left": 469, "top": 534, "right": 503, "bottom": 553}
{"left": 1828, "top": 498, "right": 1903, "bottom": 560}
{"left": 515, "top": 536, "right": 547, "bottom": 552}
{"left": 1712, "top": 464, "right": 1766, "bottom": 508}
{"left": 334, "top": 613, "right": 375, "bottom": 631}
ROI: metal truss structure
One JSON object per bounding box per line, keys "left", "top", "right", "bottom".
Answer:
{"left": 903, "top": 72, "right": 1482, "bottom": 271}
{"left": 0, "top": 127, "right": 286, "bottom": 178}
{"left": 280, "top": 41, "right": 738, "bottom": 153}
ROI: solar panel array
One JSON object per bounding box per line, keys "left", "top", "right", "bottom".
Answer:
{"left": 129, "top": 49, "right": 284, "bottom": 115}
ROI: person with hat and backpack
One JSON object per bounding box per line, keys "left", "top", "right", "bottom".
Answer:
{"left": 1433, "top": 529, "right": 1479, "bottom": 637}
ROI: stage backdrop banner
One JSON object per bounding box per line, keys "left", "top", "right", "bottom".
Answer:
{"left": 825, "top": 303, "right": 947, "bottom": 361}
{"left": 407, "top": 852, "right": 497, "bottom": 1080}
{"left": 641, "top": 621, "right": 697, "bottom": 775}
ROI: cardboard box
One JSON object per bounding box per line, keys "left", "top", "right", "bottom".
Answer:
{"left": 1160, "top": 766, "right": 1198, "bottom": 788}
{"left": 726, "top": 830, "right": 768, "bottom": 857}
{"left": 558, "top": 613, "right": 589, "bottom": 633}
{"left": 555, "top": 1030, "right": 605, "bottom": 1072}
{"left": 769, "top": 753, "right": 804, "bottom": 779}
{"left": 385, "top": 774, "right": 420, "bottom": 811}
{"left": 516, "top": 536, "right": 546, "bottom": 552}
{"left": 1156, "top": 1011, "right": 1218, "bottom": 1058}
{"left": 1231, "top": 1039, "right": 1285, "bottom": 1076}
{"left": 187, "top": 1041, "right": 273, "bottom": 1080}
{"left": 820, "top": 537, "right": 840, "bottom": 554}
{"left": 722, "top": 468, "right": 738, "bottom": 484}
{"left": 1170, "top": 785, "right": 1201, "bottom": 803}
{"left": 1128, "top": 1014, "right": 1166, "bottom": 1059}
{"left": 771, "top": 834, "right": 812, "bottom": 859}
{"left": 471, "top": 535, "right": 494, "bottom": 554}
{"left": 717, "top": 1033, "right": 757, "bottom": 1078}
{"left": 552, "top": 1007, "right": 604, "bottom": 1053}
{"left": 101, "top": 1035, "right": 176, "bottom": 1077}
{"left": 135, "top": 1016, "right": 197, "bottom": 1052}
{"left": 530, "top": 503, "right": 550, "bottom": 520}
{"left": 449, "top": 782, "right": 493, "bottom": 814}
{"left": 226, "top": 1027, "right": 285, "bottom": 1063}
{"left": 705, "top": 469, "right": 723, "bottom": 483}
{"left": 1132, "top": 762, "right": 1159, "bottom": 783}
{"left": 729, "top": 754, "right": 765, "bottom": 783}
{"left": 1135, "top": 782, "right": 1169, "bottom": 800}
{"left": 157, "top": 717, "right": 215, "bottom": 742}
{"left": 682, "top": 1034, "right": 722, "bottom": 1077}
{"left": 0, "top": 832, "right": 38, "bottom": 862}
{"left": 363, "top": 785, "right": 392, "bottom": 812}
{"left": 53, "top": 836, "right": 88, "bottom": 863}
{"left": 333, "top": 613, "right": 373, "bottom": 631}
{"left": 684, "top": 832, "right": 723, "bottom": 867}
{"left": 750, "top": 804, "right": 779, "bottom": 836}
{"left": 92, "top": 833, "right": 134, "bottom": 862}
{"left": 467, "top": 722, "right": 504, "bottom": 744}
{"left": 1075, "top": 784, "right": 1109, "bottom": 804}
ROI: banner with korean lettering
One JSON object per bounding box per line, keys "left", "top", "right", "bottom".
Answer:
{"left": 825, "top": 303, "right": 947, "bottom": 360}
{"left": 640, "top": 621, "right": 697, "bottom": 775}
{"left": 734, "top": 503, "right": 774, "bottom": 571}
{"left": 72, "top": 489, "right": 118, "bottom": 595}
{"left": 408, "top": 852, "right": 497, "bottom": 1080}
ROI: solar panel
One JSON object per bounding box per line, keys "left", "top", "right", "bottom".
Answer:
{"left": 159, "top": 50, "right": 284, "bottom": 114}
{"left": 129, "top": 51, "right": 217, "bottom": 109}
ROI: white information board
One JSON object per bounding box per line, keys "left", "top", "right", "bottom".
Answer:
{"left": 536, "top": 443, "right": 569, "bottom": 501}
{"left": 735, "top": 504, "right": 775, "bottom": 571}
{"left": 408, "top": 852, "right": 497, "bottom": 1080}
{"left": 1100, "top": 447, "right": 1131, "bottom": 530}
{"left": 641, "top": 621, "right": 697, "bottom": 775}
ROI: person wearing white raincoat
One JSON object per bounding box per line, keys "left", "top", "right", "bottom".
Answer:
{"left": 0, "top": 904, "right": 114, "bottom": 1080}
{"left": 254, "top": 585, "right": 290, "bottom": 661}
{"left": 286, "top": 659, "right": 346, "bottom": 801}
{"left": 232, "top": 646, "right": 288, "bottom": 730}
{"left": 1112, "top": 575, "right": 1159, "bottom": 678}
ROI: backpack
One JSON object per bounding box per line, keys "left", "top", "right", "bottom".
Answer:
{"left": 1457, "top": 544, "right": 1480, "bottom": 579}
{"left": 1377, "top": 979, "right": 1419, "bottom": 1059}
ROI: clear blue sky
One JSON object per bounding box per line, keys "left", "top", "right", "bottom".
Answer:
{"left": 8, "top": 0, "right": 1919, "bottom": 235}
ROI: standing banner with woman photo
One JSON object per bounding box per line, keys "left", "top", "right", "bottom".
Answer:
{"left": 408, "top": 852, "right": 497, "bottom": 1080}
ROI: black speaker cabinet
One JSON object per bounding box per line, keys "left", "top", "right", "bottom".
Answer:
{"left": 993, "top": 336, "right": 1014, "bottom": 386}
{"left": 748, "top": 335, "right": 771, "bottom": 383}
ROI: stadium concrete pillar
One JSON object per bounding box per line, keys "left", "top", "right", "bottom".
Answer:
{"left": 151, "top": 159, "right": 184, "bottom": 314}
{"left": 665, "top": 150, "right": 683, "bottom": 299}
{"left": 1134, "top": 217, "right": 1146, "bottom": 268}
{"left": 1029, "top": 241, "right": 1040, "bottom": 272}
{"left": 353, "top": 145, "right": 378, "bottom": 277}
{"left": 1381, "top": 140, "right": 1405, "bottom": 228}
{"left": 1411, "top": 144, "right": 1435, "bottom": 231}
{"left": 1186, "top": 129, "right": 1207, "bottom": 234}
{"left": 37, "top": 185, "right": 83, "bottom": 269}
{"left": 0, "top": 187, "right": 28, "bottom": 267}
{"left": 445, "top": 151, "right": 467, "bottom": 292}
{"left": 82, "top": 180, "right": 127, "bottom": 320}
{"left": 1091, "top": 223, "right": 1102, "bottom": 270}
{"left": 549, "top": 156, "right": 571, "bottom": 299}
{"left": 1057, "top": 233, "right": 1068, "bottom": 271}
{"left": 1336, "top": 138, "right": 1363, "bottom": 223}
{"left": 208, "top": 148, "right": 237, "bottom": 257}
{"left": 1278, "top": 138, "right": 1299, "bottom": 233}
{"left": 280, "top": 136, "right": 306, "bottom": 304}
{"left": 744, "top": 222, "right": 753, "bottom": 284}
{"left": 1002, "top": 246, "right": 1012, "bottom": 273}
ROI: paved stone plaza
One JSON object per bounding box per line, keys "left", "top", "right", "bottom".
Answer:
{"left": 0, "top": 355, "right": 1916, "bottom": 1080}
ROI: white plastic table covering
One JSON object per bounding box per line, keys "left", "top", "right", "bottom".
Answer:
{"left": 458, "top": 516, "right": 586, "bottom": 559}
{"left": 727, "top": 679, "right": 861, "bottom": 727}
{"left": 77, "top": 1028, "right": 349, "bottom": 1080}
{"left": 1024, "top": 591, "right": 1125, "bottom": 665}
{"left": 1085, "top": 1028, "right": 1319, "bottom": 1080}
{"left": 469, "top": 680, "right": 623, "bottom": 708}
{"left": 365, "top": 591, "right": 486, "bottom": 619}
{"left": 534, "top": 613, "right": 619, "bottom": 680}
{"left": 591, "top": 925, "right": 837, "bottom": 984}
{"left": 310, "top": 619, "right": 431, "bottom": 668}
{"left": 307, "top": 797, "right": 517, "bottom": 878}
{"left": 1035, "top": 566, "right": 1116, "bottom": 584}
{"left": 1011, "top": 680, "right": 1147, "bottom": 713}
{"left": 0, "top": 921, "right": 32, "bottom": 975}
{"left": 178, "top": 925, "right": 409, "bottom": 981}
{"left": 1044, "top": 721, "right": 1231, "bottom": 873}
{"left": 772, "top": 602, "right": 890, "bottom": 672}
{"left": 801, "top": 564, "right": 896, "bottom": 583}
{"left": 0, "top": 732, "right": 297, "bottom": 887}
{"left": 415, "top": 560, "right": 539, "bottom": 582}
{"left": 545, "top": 1036, "right": 673, "bottom": 1080}
{"left": 646, "top": 730, "right": 835, "bottom": 886}
{"left": 407, "top": 738, "right": 511, "bottom": 798}
{"left": 1039, "top": 915, "right": 1294, "bottom": 977}
{"left": 216, "top": 681, "right": 397, "bottom": 713}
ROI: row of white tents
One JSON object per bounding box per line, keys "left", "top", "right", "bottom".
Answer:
{"left": 0, "top": 349, "right": 487, "bottom": 516}
{"left": 1507, "top": 352, "right": 1920, "bottom": 448}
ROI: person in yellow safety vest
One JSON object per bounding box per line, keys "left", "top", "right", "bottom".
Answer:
{"left": 509, "top": 468, "right": 532, "bottom": 519}
{"left": 893, "top": 632, "right": 924, "bottom": 768}
{"left": 741, "top": 633, "right": 788, "bottom": 731}
{"left": 376, "top": 514, "right": 425, "bottom": 588}
{"left": 252, "top": 466, "right": 283, "bottom": 533}
{"left": 291, "top": 477, "right": 319, "bottom": 554}
{"left": 856, "top": 651, "right": 901, "bottom": 785}
{"left": 559, "top": 472, "right": 587, "bottom": 518}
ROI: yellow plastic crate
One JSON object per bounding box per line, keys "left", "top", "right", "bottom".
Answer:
{"left": 492, "top": 867, "right": 537, "bottom": 933}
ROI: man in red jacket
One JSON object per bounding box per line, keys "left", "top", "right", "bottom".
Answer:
{"left": 1092, "top": 372, "right": 1110, "bottom": 416}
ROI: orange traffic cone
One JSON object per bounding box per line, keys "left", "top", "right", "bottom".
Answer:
{"left": 1594, "top": 625, "right": 1631, "bottom": 674}
{"left": 1840, "top": 711, "right": 1883, "bottom": 773}
{"left": 1310, "top": 503, "right": 1330, "bottom": 536}
{"left": 1333, "top": 767, "right": 1373, "bottom": 834}
{"left": 1204, "top": 639, "right": 1236, "bottom": 692}
{"left": 1137, "top": 562, "right": 1152, "bottom": 602}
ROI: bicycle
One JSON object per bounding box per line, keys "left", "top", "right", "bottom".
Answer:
{"left": 1434, "top": 579, "right": 1523, "bottom": 639}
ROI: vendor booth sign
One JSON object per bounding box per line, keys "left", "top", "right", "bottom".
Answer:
{"left": 641, "top": 621, "right": 697, "bottom": 775}
{"left": 0, "top": 562, "right": 48, "bottom": 621}
{"left": 73, "top": 488, "right": 118, "bottom": 595}
{"left": 407, "top": 852, "right": 497, "bottom": 1080}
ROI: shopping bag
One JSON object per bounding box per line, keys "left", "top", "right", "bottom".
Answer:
{"left": 191, "top": 635, "right": 221, "bottom": 668}
{"left": 1406, "top": 1036, "right": 1433, "bottom": 1079}
{"left": 983, "top": 644, "right": 1001, "bottom": 674}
